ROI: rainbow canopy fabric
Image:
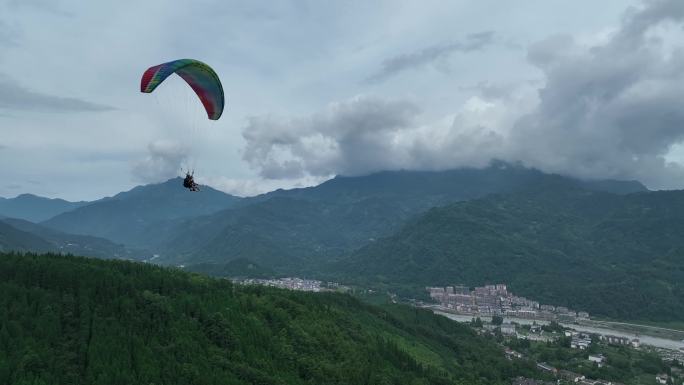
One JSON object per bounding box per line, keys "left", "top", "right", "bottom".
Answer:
{"left": 140, "top": 59, "right": 224, "bottom": 120}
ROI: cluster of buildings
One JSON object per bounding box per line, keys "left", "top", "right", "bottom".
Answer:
{"left": 599, "top": 334, "right": 639, "bottom": 348}
{"left": 568, "top": 331, "right": 592, "bottom": 350}
{"left": 566, "top": 332, "right": 640, "bottom": 350}
{"left": 427, "top": 284, "right": 589, "bottom": 322}
{"left": 536, "top": 363, "right": 626, "bottom": 385}
{"left": 232, "top": 277, "right": 346, "bottom": 292}
{"left": 650, "top": 346, "right": 684, "bottom": 363}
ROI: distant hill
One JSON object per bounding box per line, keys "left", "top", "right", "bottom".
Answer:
{"left": 0, "top": 253, "right": 538, "bottom": 385}
{"left": 1, "top": 218, "right": 146, "bottom": 260}
{"left": 259, "top": 162, "right": 646, "bottom": 205}
{"left": 0, "top": 194, "right": 88, "bottom": 222}
{"left": 154, "top": 164, "right": 648, "bottom": 271}
{"left": 43, "top": 178, "right": 241, "bottom": 246}
{"left": 334, "top": 183, "right": 684, "bottom": 322}
{"left": 156, "top": 195, "right": 414, "bottom": 270}
{"left": 183, "top": 258, "right": 276, "bottom": 278}
{"left": 0, "top": 220, "right": 53, "bottom": 253}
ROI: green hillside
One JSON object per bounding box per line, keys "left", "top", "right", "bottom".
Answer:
{"left": 155, "top": 166, "right": 646, "bottom": 271}
{"left": 0, "top": 194, "right": 88, "bottom": 223}
{"left": 43, "top": 178, "right": 240, "bottom": 247}
{"left": 1, "top": 218, "right": 146, "bottom": 260}
{"left": 0, "top": 253, "right": 538, "bottom": 385}
{"left": 0, "top": 221, "right": 53, "bottom": 253}
{"left": 336, "top": 184, "right": 684, "bottom": 322}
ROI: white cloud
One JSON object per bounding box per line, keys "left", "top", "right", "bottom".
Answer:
{"left": 131, "top": 140, "right": 189, "bottom": 183}
{"left": 240, "top": 0, "right": 684, "bottom": 190}
{"left": 10, "top": 0, "right": 679, "bottom": 199}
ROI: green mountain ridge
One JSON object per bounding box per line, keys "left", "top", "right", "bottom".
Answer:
{"left": 0, "top": 194, "right": 88, "bottom": 222}
{"left": 0, "top": 253, "right": 538, "bottom": 385}
{"left": 153, "top": 166, "right": 646, "bottom": 271}
{"left": 334, "top": 184, "right": 684, "bottom": 321}
{"left": 42, "top": 178, "right": 241, "bottom": 246}
{"left": 0, "top": 218, "right": 147, "bottom": 260}
{"left": 0, "top": 221, "right": 54, "bottom": 253}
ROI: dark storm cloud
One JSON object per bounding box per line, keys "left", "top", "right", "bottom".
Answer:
{"left": 0, "top": 75, "right": 114, "bottom": 112}
{"left": 367, "top": 31, "right": 496, "bottom": 83}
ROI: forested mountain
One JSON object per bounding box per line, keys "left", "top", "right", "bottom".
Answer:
{"left": 334, "top": 181, "right": 684, "bottom": 322}
{"left": 153, "top": 165, "right": 646, "bottom": 270}
{"left": 43, "top": 178, "right": 241, "bottom": 246}
{"left": 0, "top": 221, "right": 53, "bottom": 253}
{"left": 156, "top": 196, "right": 415, "bottom": 270}
{"left": 0, "top": 194, "right": 88, "bottom": 222}
{"left": 259, "top": 164, "right": 646, "bottom": 204}
{"left": 183, "top": 258, "right": 275, "bottom": 278}
{"left": 0, "top": 218, "right": 145, "bottom": 260}
{"left": 0, "top": 253, "right": 539, "bottom": 385}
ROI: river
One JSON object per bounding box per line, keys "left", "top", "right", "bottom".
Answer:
{"left": 434, "top": 311, "right": 684, "bottom": 351}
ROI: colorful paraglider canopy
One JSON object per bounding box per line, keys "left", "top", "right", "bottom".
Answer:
{"left": 140, "top": 59, "right": 224, "bottom": 120}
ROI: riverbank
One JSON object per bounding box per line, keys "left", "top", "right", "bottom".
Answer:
{"left": 428, "top": 307, "right": 684, "bottom": 352}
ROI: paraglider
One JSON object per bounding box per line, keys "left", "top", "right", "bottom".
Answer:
{"left": 183, "top": 171, "right": 200, "bottom": 192}
{"left": 140, "top": 59, "right": 225, "bottom": 120}
{"left": 140, "top": 59, "right": 225, "bottom": 191}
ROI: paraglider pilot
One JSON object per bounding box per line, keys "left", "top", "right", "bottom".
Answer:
{"left": 183, "top": 171, "right": 200, "bottom": 192}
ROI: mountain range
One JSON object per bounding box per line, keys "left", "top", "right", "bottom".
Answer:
{"left": 42, "top": 177, "right": 240, "bottom": 246}
{"left": 5, "top": 163, "right": 684, "bottom": 322}
{"left": 0, "top": 217, "right": 144, "bottom": 260}
{"left": 0, "top": 193, "right": 87, "bottom": 222}
{"left": 335, "top": 180, "right": 684, "bottom": 321}
{"left": 22, "top": 164, "right": 644, "bottom": 269}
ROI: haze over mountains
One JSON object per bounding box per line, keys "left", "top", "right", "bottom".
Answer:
{"left": 0, "top": 194, "right": 88, "bottom": 222}
{"left": 5, "top": 163, "right": 684, "bottom": 322}
{"left": 42, "top": 178, "right": 241, "bottom": 246}
{"left": 0, "top": 164, "right": 648, "bottom": 267}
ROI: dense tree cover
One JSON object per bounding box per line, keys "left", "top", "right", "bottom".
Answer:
{"left": 335, "top": 182, "right": 684, "bottom": 322}
{"left": 0, "top": 253, "right": 538, "bottom": 385}
{"left": 159, "top": 166, "right": 644, "bottom": 271}
{"left": 42, "top": 178, "right": 239, "bottom": 247}
{"left": 39, "top": 165, "right": 643, "bottom": 271}
{"left": 184, "top": 259, "right": 276, "bottom": 279}
{"left": 0, "top": 218, "right": 142, "bottom": 260}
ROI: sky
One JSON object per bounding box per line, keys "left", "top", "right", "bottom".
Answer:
{"left": 2, "top": 0, "right": 684, "bottom": 200}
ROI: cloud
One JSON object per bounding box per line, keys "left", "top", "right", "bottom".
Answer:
{"left": 200, "top": 175, "right": 329, "bottom": 197}
{"left": 367, "top": 31, "right": 496, "bottom": 83}
{"left": 242, "top": 96, "right": 422, "bottom": 179}
{"left": 131, "top": 140, "right": 189, "bottom": 183}
{"left": 6, "top": 0, "right": 69, "bottom": 15}
{"left": 241, "top": 93, "right": 533, "bottom": 180}
{"left": 242, "top": 0, "right": 684, "bottom": 190}
{"left": 458, "top": 80, "right": 540, "bottom": 102}
{"left": 0, "top": 74, "right": 114, "bottom": 112}
{"left": 0, "top": 19, "right": 20, "bottom": 46}
{"left": 509, "top": 0, "right": 684, "bottom": 188}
